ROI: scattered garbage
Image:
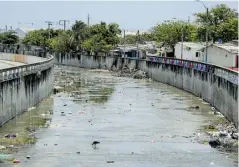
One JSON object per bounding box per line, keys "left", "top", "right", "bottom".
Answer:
{"left": 13, "top": 159, "right": 20, "bottom": 163}
{"left": 76, "top": 152, "right": 80, "bottom": 154}
{"left": 5, "top": 134, "right": 17, "bottom": 138}
{"left": 54, "top": 144, "right": 58, "bottom": 146}
{"left": 210, "top": 162, "right": 215, "bottom": 165}
{"left": 26, "top": 155, "right": 30, "bottom": 159}
{"left": 61, "top": 112, "right": 66, "bottom": 116}
{"left": 107, "top": 161, "right": 114, "bottom": 163}
{"left": 63, "top": 104, "right": 67, "bottom": 106}
{"left": 0, "top": 145, "right": 6, "bottom": 150}
{"left": 209, "top": 139, "right": 221, "bottom": 148}
{"left": 0, "top": 153, "right": 14, "bottom": 160}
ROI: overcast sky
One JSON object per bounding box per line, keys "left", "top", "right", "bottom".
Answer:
{"left": 0, "top": 1, "right": 238, "bottom": 31}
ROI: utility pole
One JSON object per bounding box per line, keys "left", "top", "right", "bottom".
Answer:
{"left": 180, "top": 17, "right": 190, "bottom": 59}
{"left": 181, "top": 27, "right": 184, "bottom": 59}
{"left": 87, "top": 14, "right": 90, "bottom": 26}
{"left": 5, "top": 25, "right": 7, "bottom": 32}
{"left": 136, "top": 30, "right": 139, "bottom": 58}
{"left": 195, "top": 0, "right": 208, "bottom": 63}
{"left": 123, "top": 30, "right": 126, "bottom": 57}
{"left": 45, "top": 21, "right": 53, "bottom": 39}
{"left": 205, "top": 7, "right": 209, "bottom": 63}
{"left": 59, "top": 20, "right": 69, "bottom": 31}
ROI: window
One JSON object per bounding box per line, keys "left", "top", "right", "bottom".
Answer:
{"left": 196, "top": 52, "right": 199, "bottom": 57}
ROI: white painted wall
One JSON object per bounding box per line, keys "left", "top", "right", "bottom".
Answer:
{"left": 206, "top": 46, "right": 236, "bottom": 67}
{"left": 175, "top": 43, "right": 201, "bottom": 61}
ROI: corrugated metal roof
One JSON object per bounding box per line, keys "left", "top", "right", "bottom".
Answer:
{"left": 214, "top": 44, "right": 238, "bottom": 54}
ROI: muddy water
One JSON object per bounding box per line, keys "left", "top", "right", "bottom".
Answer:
{"left": 1, "top": 66, "right": 238, "bottom": 167}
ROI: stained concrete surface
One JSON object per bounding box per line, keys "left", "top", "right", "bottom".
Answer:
{"left": 2, "top": 66, "right": 238, "bottom": 167}
{"left": 0, "top": 60, "right": 25, "bottom": 69}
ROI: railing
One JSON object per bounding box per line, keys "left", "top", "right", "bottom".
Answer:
{"left": 0, "top": 53, "right": 54, "bottom": 82}
{"left": 146, "top": 56, "right": 239, "bottom": 85}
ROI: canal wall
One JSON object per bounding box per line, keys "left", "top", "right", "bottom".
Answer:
{"left": 54, "top": 53, "right": 238, "bottom": 128}
{"left": 0, "top": 52, "right": 54, "bottom": 125}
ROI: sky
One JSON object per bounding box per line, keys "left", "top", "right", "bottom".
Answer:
{"left": 0, "top": 0, "right": 238, "bottom": 31}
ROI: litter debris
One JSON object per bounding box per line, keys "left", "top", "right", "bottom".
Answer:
{"left": 54, "top": 144, "right": 58, "bottom": 146}
{"left": 63, "top": 104, "right": 67, "bottom": 106}
{"left": 26, "top": 155, "right": 30, "bottom": 159}
{"left": 0, "top": 146, "right": 6, "bottom": 150}
{"left": 107, "top": 161, "right": 114, "bottom": 163}
{"left": 13, "top": 159, "right": 20, "bottom": 163}
{"left": 76, "top": 152, "right": 80, "bottom": 154}
{"left": 61, "top": 112, "right": 66, "bottom": 116}
{"left": 210, "top": 162, "right": 215, "bottom": 165}
{"left": 5, "top": 134, "right": 17, "bottom": 138}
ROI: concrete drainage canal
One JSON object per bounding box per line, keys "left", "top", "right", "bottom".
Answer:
{"left": 0, "top": 65, "right": 237, "bottom": 167}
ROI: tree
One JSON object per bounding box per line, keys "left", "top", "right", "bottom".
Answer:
{"left": 22, "top": 29, "right": 62, "bottom": 48}
{"left": 0, "top": 31, "right": 19, "bottom": 44}
{"left": 49, "top": 30, "right": 75, "bottom": 53}
{"left": 195, "top": 4, "right": 238, "bottom": 42}
{"left": 152, "top": 20, "right": 197, "bottom": 52}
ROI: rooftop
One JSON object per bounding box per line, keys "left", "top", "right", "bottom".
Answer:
{"left": 213, "top": 43, "right": 238, "bottom": 54}
{"left": 177, "top": 42, "right": 205, "bottom": 49}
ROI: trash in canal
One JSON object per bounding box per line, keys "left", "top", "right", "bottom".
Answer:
{"left": 26, "top": 155, "right": 30, "bottom": 159}
{"left": 0, "top": 153, "right": 14, "bottom": 160}
{"left": 107, "top": 161, "right": 114, "bottom": 163}
{"left": 68, "top": 112, "right": 72, "bottom": 114}
{"left": 61, "top": 112, "right": 66, "bottom": 116}
{"left": 54, "top": 144, "right": 58, "bottom": 146}
{"left": 63, "top": 104, "right": 67, "bottom": 106}
{"left": 210, "top": 162, "right": 215, "bottom": 165}
{"left": 76, "top": 152, "right": 80, "bottom": 154}
{"left": 13, "top": 159, "right": 20, "bottom": 163}
{"left": 0, "top": 145, "right": 6, "bottom": 150}
{"left": 131, "top": 152, "right": 134, "bottom": 154}
{"left": 152, "top": 140, "right": 155, "bottom": 143}
{"left": 5, "top": 134, "right": 17, "bottom": 138}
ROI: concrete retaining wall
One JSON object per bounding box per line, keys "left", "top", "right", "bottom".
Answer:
{"left": 0, "top": 53, "right": 54, "bottom": 125}
{"left": 54, "top": 53, "right": 238, "bottom": 127}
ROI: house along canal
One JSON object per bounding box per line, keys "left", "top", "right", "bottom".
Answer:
{"left": 0, "top": 65, "right": 238, "bottom": 167}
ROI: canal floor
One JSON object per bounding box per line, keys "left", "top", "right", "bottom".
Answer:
{"left": 2, "top": 66, "right": 238, "bottom": 167}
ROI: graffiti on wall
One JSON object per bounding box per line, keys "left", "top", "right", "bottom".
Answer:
{"left": 148, "top": 56, "right": 238, "bottom": 85}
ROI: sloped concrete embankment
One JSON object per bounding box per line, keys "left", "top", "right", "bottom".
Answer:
{"left": 0, "top": 53, "right": 54, "bottom": 125}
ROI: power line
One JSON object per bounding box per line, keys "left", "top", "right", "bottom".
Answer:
{"left": 59, "top": 20, "right": 69, "bottom": 31}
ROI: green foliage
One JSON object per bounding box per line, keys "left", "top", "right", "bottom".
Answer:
{"left": 49, "top": 30, "right": 75, "bottom": 53}
{"left": 152, "top": 20, "right": 197, "bottom": 49}
{"left": 22, "top": 29, "right": 62, "bottom": 47}
{"left": 0, "top": 31, "right": 19, "bottom": 44}
{"left": 195, "top": 4, "right": 238, "bottom": 42}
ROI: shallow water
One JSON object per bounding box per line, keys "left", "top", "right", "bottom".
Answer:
{"left": 1, "top": 66, "right": 238, "bottom": 167}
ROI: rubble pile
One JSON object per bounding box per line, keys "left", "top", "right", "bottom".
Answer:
{"left": 116, "top": 65, "right": 149, "bottom": 79}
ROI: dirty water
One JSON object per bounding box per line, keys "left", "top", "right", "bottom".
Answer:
{"left": 1, "top": 66, "right": 238, "bottom": 167}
